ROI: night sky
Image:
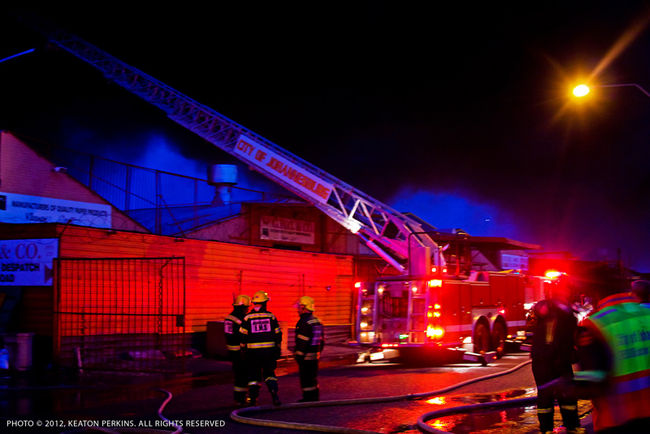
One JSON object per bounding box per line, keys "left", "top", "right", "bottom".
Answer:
{"left": 2, "top": 3, "right": 650, "bottom": 272}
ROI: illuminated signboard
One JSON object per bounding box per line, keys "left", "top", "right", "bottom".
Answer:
{"left": 501, "top": 253, "right": 528, "bottom": 271}
{"left": 233, "top": 135, "right": 333, "bottom": 204}
{"left": 260, "top": 215, "right": 315, "bottom": 244}
{"left": 0, "top": 238, "right": 58, "bottom": 286}
{"left": 0, "top": 192, "right": 111, "bottom": 228}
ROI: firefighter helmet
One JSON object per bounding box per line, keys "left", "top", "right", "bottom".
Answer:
{"left": 252, "top": 290, "right": 270, "bottom": 303}
{"left": 233, "top": 294, "right": 251, "bottom": 306}
{"left": 298, "top": 295, "right": 315, "bottom": 311}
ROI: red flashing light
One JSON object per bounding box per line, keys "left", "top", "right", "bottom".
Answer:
{"left": 544, "top": 270, "right": 564, "bottom": 279}
{"left": 426, "top": 325, "right": 445, "bottom": 339}
{"left": 354, "top": 282, "right": 362, "bottom": 289}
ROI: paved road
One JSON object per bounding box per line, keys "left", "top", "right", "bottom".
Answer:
{"left": 178, "top": 353, "right": 592, "bottom": 433}
{"left": 224, "top": 354, "right": 543, "bottom": 433}
{"left": 2, "top": 352, "right": 594, "bottom": 433}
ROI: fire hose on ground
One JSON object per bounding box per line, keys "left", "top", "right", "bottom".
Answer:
{"left": 59, "top": 389, "right": 183, "bottom": 434}
{"left": 229, "top": 358, "right": 591, "bottom": 433}
{"left": 417, "top": 375, "right": 593, "bottom": 433}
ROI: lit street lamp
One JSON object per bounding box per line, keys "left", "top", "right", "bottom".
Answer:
{"left": 573, "top": 84, "right": 590, "bottom": 97}
{"left": 572, "top": 82, "right": 650, "bottom": 98}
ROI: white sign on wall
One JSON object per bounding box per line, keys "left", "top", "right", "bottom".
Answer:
{"left": 501, "top": 253, "right": 528, "bottom": 271}
{"left": 260, "top": 215, "right": 315, "bottom": 244}
{"left": 233, "top": 135, "right": 334, "bottom": 204}
{"left": 0, "top": 238, "right": 59, "bottom": 286}
{"left": 0, "top": 192, "right": 111, "bottom": 228}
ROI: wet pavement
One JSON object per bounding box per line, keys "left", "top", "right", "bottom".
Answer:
{"left": 418, "top": 391, "right": 593, "bottom": 433}
{"left": 1, "top": 347, "right": 594, "bottom": 433}
{"left": 239, "top": 365, "right": 593, "bottom": 434}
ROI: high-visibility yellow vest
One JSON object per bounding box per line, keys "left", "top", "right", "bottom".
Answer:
{"left": 582, "top": 295, "right": 650, "bottom": 431}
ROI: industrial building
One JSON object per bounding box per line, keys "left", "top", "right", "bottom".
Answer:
{"left": 0, "top": 25, "right": 539, "bottom": 373}
{"left": 0, "top": 128, "right": 539, "bottom": 372}
{"left": 0, "top": 131, "right": 370, "bottom": 371}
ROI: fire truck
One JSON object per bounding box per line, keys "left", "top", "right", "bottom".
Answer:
{"left": 354, "top": 231, "right": 547, "bottom": 364}
{"left": 29, "top": 19, "right": 546, "bottom": 364}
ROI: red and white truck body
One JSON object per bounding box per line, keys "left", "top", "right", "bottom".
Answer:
{"left": 356, "top": 270, "right": 546, "bottom": 363}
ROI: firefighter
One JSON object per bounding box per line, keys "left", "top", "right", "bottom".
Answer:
{"left": 224, "top": 294, "right": 251, "bottom": 406}
{"left": 574, "top": 287, "right": 650, "bottom": 432}
{"left": 530, "top": 275, "right": 581, "bottom": 433}
{"left": 239, "top": 290, "right": 282, "bottom": 406}
{"left": 294, "top": 295, "right": 325, "bottom": 402}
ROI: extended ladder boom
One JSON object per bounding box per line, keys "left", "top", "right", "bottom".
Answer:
{"left": 35, "top": 25, "right": 440, "bottom": 273}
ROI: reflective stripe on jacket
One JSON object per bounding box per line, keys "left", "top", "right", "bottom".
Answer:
{"left": 239, "top": 310, "right": 282, "bottom": 351}
{"left": 224, "top": 310, "right": 246, "bottom": 352}
{"left": 295, "top": 313, "right": 325, "bottom": 359}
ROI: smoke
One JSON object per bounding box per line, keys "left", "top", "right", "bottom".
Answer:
{"left": 388, "top": 185, "right": 650, "bottom": 273}
{"left": 389, "top": 188, "right": 522, "bottom": 239}
{"left": 131, "top": 132, "right": 206, "bottom": 178}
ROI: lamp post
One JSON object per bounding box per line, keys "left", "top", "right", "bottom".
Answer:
{"left": 572, "top": 82, "right": 650, "bottom": 98}
{"left": 569, "top": 80, "right": 646, "bottom": 277}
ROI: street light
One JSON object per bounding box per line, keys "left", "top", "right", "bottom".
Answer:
{"left": 573, "top": 84, "right": 590, "bottom": 97}
{"left": 572, "top": 82, "right": 650, "bottom": 98}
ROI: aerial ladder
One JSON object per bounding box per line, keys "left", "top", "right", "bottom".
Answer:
{"left": 24, "top": 19, "right": 441, "bottom": 275}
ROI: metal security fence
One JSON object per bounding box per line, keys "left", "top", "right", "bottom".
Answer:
{"left": 53, "top": 257, "right": 186, "bottom": 373}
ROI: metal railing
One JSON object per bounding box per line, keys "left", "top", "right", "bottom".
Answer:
{"left": 46, "top": 145, "right": 298, "bottom": 235}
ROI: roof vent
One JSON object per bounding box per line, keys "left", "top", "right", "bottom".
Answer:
{"left": 208, "top": 164, "right": 237, "bottom": 205}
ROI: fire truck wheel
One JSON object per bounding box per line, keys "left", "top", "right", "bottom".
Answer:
{"left": 473, "top": 321, "right": 490, "bottom": 354}
{"left": 491, "top": 321, "right": 507, "bottom": 359}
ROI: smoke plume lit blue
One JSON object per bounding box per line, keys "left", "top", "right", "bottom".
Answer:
{"left": 390, "top": 188, "right": 521, "bottom": 239}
